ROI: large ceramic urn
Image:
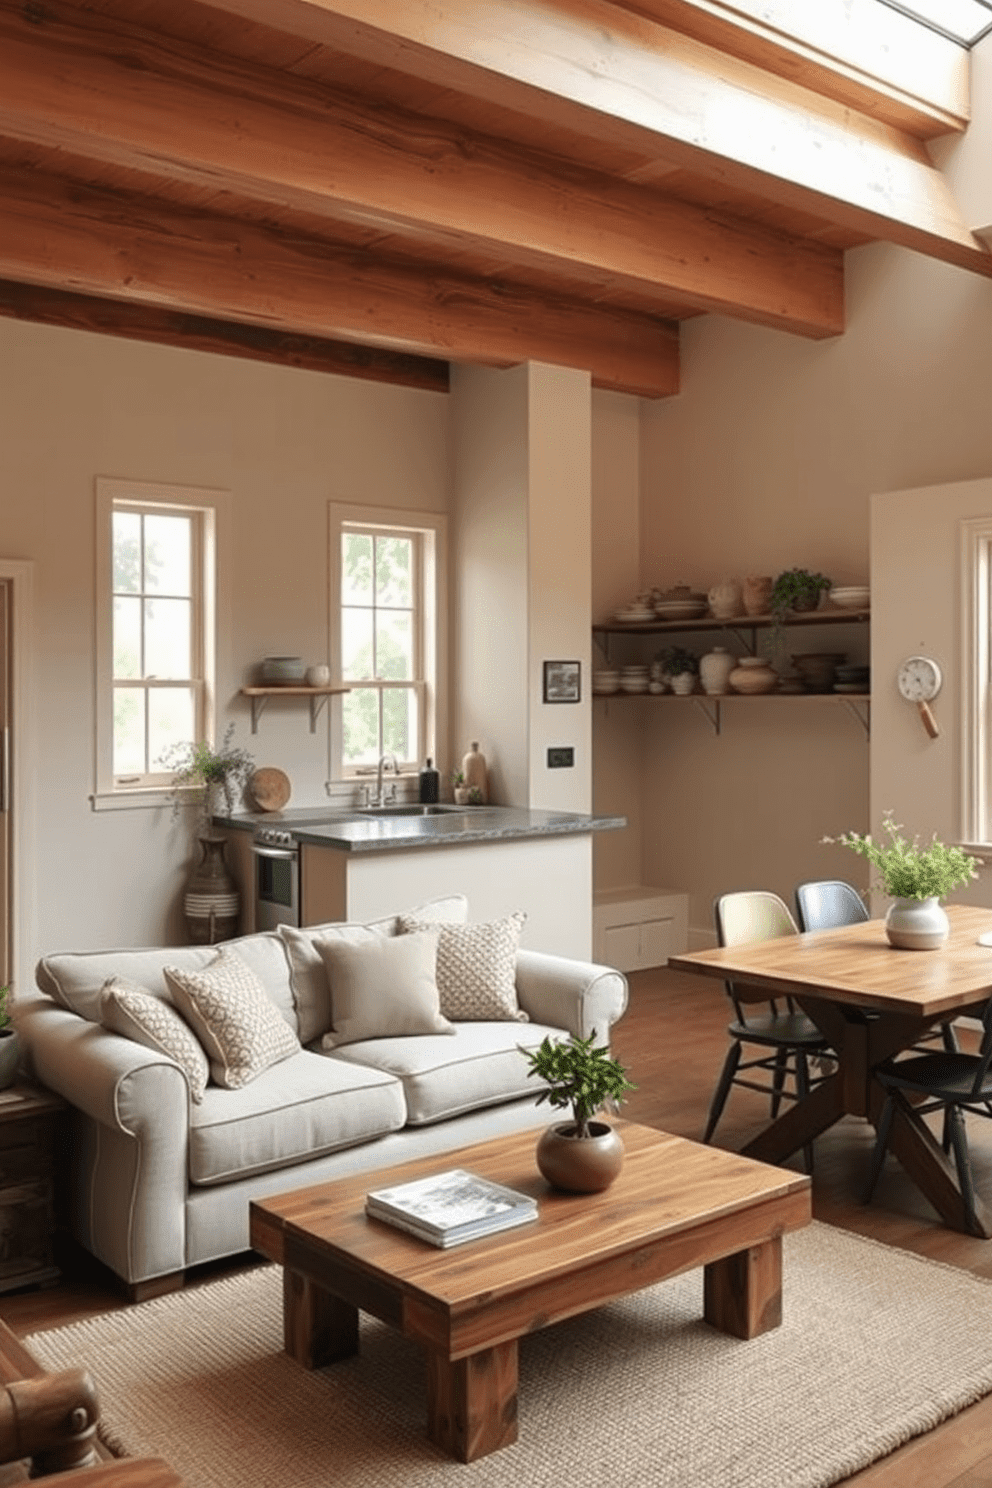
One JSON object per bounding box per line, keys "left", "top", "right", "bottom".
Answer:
{"left": 184, "top": 834, "right": 240, "bottom": 944}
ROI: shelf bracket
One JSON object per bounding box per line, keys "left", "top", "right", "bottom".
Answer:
{"left": 693, "top": 698, "right": 722, "bottom": 736}
{"left": 247, "top": 695, "right": 268, "bottom": 734}
{"left": 839, "top": 698, "right": 871, "bottom": 740}
{"left": 308, "top": 694, "right": 329, "bottom": 733}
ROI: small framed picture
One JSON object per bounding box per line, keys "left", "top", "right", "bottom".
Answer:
{"left": 543, "top": 660, "right": 581, "bottom": 704}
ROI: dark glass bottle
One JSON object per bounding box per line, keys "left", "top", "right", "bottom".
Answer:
{"left": 418, "top": 757, "right": 440, "bottom": 803}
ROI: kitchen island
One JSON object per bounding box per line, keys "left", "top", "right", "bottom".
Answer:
{"left": 220, "top": 804, "right": 625, "bottom": 959}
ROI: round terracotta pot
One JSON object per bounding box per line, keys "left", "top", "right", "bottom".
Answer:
{"left": 535, "top": 1121, "right": 624, "bottom": 1193}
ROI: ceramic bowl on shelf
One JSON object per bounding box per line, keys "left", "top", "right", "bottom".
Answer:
{"left": 258, "top": 655, "right": 306, "bottom": 685}
{"left": 792, "top": 652, "right": 846, "bottom": 693}
{"left": 618, "top": 677, "right": 650, "bottom": 694}
{"left": 828, "top": 587, "right": 870, "bottom": 610}
{"left": 593, "top": 670, "right": 621, "bottom": 695}
{"left": 613, "top": 606, "right": 655, "bottom": 624}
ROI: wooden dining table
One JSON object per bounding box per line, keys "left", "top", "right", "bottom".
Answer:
{"left": 669, "top": 903, "right": 992, "bottom": 1237}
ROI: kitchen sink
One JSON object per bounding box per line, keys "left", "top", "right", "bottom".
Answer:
{"left": 355, "top": 809, "right": 466, "bottom": 821}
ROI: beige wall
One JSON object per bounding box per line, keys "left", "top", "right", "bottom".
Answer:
{"left": 0, "top": 318, "right": 450, "bottom": 981}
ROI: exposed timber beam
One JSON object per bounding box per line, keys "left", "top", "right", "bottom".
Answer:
{"left": 612, "top": 0, "right": 969, "bottom": 138}
{"left": 200, "top": 0, "right": 992, "bottom": 277}
{"left": 0, "top": 5, "right": 843, "bottom": 338}
{"left": 0, "top": 171, "right": 680, "bottom": 398}
{"left": 0, "top": 280, "right": 450, "bottom": 392}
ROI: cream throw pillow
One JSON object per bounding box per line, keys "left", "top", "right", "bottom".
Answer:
{"left": 100, "top": 976, "right": 210, "bottom": 1102}
{"left": 164, "top": 948, "right": 300, "bottom": 1090}
{"left": 318, "top": 929, "right": 454, "bottom": 1048}
{"left": 396, "top": 910, "right": 528, "bottom": 1022}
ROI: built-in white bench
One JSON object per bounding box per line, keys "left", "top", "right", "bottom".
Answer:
{"left": 593, "top": 886, "right": 689, "bottom": 973}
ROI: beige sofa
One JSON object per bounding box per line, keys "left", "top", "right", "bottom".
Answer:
{"left": 17, "top": 895, "right": 627, "bottom": 1298}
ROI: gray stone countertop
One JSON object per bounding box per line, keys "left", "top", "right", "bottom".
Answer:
{"left": 219, "top": 803, "right": 625, "bottom": 854}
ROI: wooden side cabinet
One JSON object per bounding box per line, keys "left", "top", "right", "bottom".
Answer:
{"left": 0, "top": 1085, "right": 65, "bottom": 1294}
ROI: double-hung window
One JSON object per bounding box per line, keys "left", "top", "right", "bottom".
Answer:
{"left": 962, "top": 515, "right": 992, "bottom": 849}
{"left": 94, "top": 479, "right": 219, "bottom": 808}
{"left": 329, "top": 504, "right": 446, "bottom": 781}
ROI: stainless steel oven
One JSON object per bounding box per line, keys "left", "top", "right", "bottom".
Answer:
{"left": 250, "top": 827, "right": 300, "bottom": 930}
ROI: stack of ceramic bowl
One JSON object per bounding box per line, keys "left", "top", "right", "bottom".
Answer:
{"left": 833, "top": 664, "right": 870, "bottom": 694}
{"left": 828, "top": 586, "right": 870, "bottom": 611}
{"left": 613, "top": 598, "right": 655, "bottom": 624}
{"left": 652, "top": 586, "right": 708, "bottom": 622}
{"left": 619, "top": 665, "right": 650, "bottom": 694}
{"left": 593, "top": 668, "right": 620, "bottom": 695}
{"left": 792, "top": 652, "right": 846, "bottom": 693}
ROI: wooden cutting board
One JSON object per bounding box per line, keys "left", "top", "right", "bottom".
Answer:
{"left": 249, "top": 767, "right": 291, "bottom": 812}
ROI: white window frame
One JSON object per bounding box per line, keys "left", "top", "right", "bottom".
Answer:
{"left": 93, "top": 478, "right": 226, "bottom": 811}
{"left": 327, "top": 502, "right": 447, "bottom": 791}
{"left": 960, "top": 515, "right": 992, "bottom": 851}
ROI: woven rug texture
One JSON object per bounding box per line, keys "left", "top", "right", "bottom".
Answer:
{"left": 26, "top": 1222, "right": 992, "bottom": 1488}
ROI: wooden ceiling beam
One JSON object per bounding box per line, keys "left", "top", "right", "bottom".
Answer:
{"left": 199, "top": 0, "right": 991, "bottom": 276}
{"left": 611, "top": 0, "right": 969, "bottom": 139}
{"left": 0, "top": 170, "right": 680, "bottom": 398}
{"left": 0, "top": 4, "right": 843, "bottom": 338}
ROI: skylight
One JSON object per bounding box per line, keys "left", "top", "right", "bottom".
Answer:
{"left": 876, "top": 0, "right": 992, "bottom": 46}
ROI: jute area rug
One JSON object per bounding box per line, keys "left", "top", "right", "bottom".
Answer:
{"left": 25, "top": 1222, "right": 992, "bottom": 1488}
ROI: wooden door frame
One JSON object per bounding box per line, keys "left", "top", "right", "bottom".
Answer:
{"left": 0, "top": 561, "right": 35, "bottom": 995}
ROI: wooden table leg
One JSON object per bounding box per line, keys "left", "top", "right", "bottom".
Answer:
{"left": 425, "top": 1340, "right": 519, "bottom": 1462}
{"left": 703, "top": 1235, "right": 782, "bottom": 1339}
{"left": 741, "top": 1071, "right": 845, "bottom": 1165}
{"left": 878, "top": 1090, "right": 992, "bottom": 1238}
{"left": 282, "top": 1267, "right": 359, "bottom": 1368}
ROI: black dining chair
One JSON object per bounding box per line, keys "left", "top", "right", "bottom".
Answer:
{"left": 705, "top": 890, "right": 833, "bottom": 1171}
{"left": 864, "top": 997, "right": 992, "bottom": 1234}
{"left": 794, "top": 878, "right": 957, "bottom": 1053}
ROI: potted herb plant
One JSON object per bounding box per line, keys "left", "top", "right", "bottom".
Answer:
{"left": 160, "top": 722, "right": 255, "bottom": 824}
{"left": 769, "top": 568, "right": 832, "bottom": 619}
{"left": 0, "top": 987, "right": 19, "bottom": 1090}
{"left": 521, "top": 1033, "right": 636, "bottom": 1191}
{"left": 825, "top": 812, "right": 981, "bottom": 949}
{"left": 656, "top": 646, "right": 699, "bottom": 696}
{"left": 451, "top": 769, "right": 471, "bottom": 806}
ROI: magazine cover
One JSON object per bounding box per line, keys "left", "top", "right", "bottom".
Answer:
{"left": 366, "top": 1168, "right": 537, "bottom": 1238}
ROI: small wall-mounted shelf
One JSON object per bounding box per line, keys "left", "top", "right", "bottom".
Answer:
{"left": 240, "top": 685, "right": 352, "bottom": 734}
{"left": 593, "top": 607, "right": 869, "bottom": 661}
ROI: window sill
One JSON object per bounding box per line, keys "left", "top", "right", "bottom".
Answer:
{"left": 90, "top": 785, "right": 198, "bottom": 813}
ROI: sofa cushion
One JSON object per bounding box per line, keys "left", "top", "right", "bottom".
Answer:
{"left": 100, "top": 977, "right": 210, "bottom": 1103}
{"left": 318, "top": 930, "right": 455, "bottom": 1048}
{"left": 278, "top": 893, "right": 469, "bottom": 1043}
{"left": 35, "top": 930, "right": 298, "bottom": 1032}
{"left": 164, "top": 949, "right": 301, "bottom": 1090}
{"left": 397, "top": 910, "right": 528, "bottom": 1022}
{"left": 326, "top": 1020, "right": 564, "bottom": 1125}
{"left": 188, "top": 1050, "right": 407, "bottom": 1185}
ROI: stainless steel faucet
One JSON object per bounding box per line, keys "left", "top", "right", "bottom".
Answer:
{"left": 375, "top": 752, "right": 400, "bottom": 806}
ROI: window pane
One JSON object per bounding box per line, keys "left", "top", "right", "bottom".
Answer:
{"left": 342, "top": 533, "right": 373, "bottom": 605}
{"left": 144, "top": 514, "right": 191, "bottom": 597}
{"left": 149, "top": 687, "right": 195, "bottom": 772}
{"left": 113, "top": 596, "right": 141, "bottom": 679}
{"left": 376, "top": 610, "right": 412, "bottom": 680}
{"left": 145, "top": 597, "right": 191, "bottom": 679}
{"left": 383, "top": 687, "right": 417, "bottom": 763}
{"left": 342, "top": 688, "right": 381, "bottom": 766}
{"left": 113, "top": 512, "right": 142, "bottom": 594}
{"left": 375, "top": 536, "right": 412, "bottom": 608}
{"left": 342, "top": 608, "right": 374, "bottom": 679}
{"left": 114, "top": 688, "right": 146, "bottom": 776}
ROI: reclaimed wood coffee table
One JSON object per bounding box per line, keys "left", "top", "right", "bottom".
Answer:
{"left": 249, "top": 1122, "right": 810, "bottom": 1462}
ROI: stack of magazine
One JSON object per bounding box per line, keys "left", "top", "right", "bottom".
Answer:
{"left": 365, "top": 1168, "right": 539, "bottom": 1247}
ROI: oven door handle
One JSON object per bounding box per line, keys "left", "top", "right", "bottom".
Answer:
{"left": 250, "top": 844, "right": 299, "bottom": 861}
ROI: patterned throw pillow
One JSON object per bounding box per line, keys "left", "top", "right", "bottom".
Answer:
{"left": 100, "top": 976, "right": 210, "bottom": 1102}
{"left": 396, "top": 911, "right": 528, "bottom": 1022}
{"left": 163, "top": 949, "right": 300, "bottom": 1090}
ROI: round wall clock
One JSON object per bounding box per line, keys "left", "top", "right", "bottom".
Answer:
{"left": 897, "top": 655, "right": 942, "bottom": 738}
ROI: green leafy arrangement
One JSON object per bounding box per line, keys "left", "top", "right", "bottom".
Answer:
{"left": 769, "top": 568, "right": 832, "bottom": 617}
{"left": 656, "top": 645, "right": 698, "bottom": 677}
{"left": 160, "top": 723, "right": 255, "bottom": 818}
{"left": 825, "top": 813, "right": 981, "bottom": 901}
{"left": 0, "top": 987, "right": 9, "bottom": 1032}
{"left": 521, "top": 1033, "right": 636, "bottom": 1139}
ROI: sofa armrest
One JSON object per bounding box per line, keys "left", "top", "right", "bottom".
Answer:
{"left": 514, "top": 950, "right": 628, "bottom": 1042}
{"left": 17, "top": 996, "right": 190, "bottom": 1285}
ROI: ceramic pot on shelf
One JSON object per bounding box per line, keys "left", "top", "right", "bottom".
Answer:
{"left": 535, "top": 1122, "right": 624, "bottom": 1193}
{"left": 707, "top": 579, "right": 742, "bottom": 619}
{"left": 885, "top": 897, "right": 949, "bottom": 950}
{"left": 699, "top": 646, "right": 736, "bottom": 696}
{"left": 668, "top": 671, "right": 696, "bottom": 696}
{"left": 728, "top": 656, "right": 778, "bottom": 694}
{"left": 742, "top": 575, "right": 773, "bottom": 616}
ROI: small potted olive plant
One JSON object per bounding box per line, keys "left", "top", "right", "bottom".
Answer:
{"left": 0, "top": 987, "right": 19, "bottom": 1091}
{"left": 825, "top": 812, "right": 981, "bottom": 949}
{"left": 451, "top": 769, "right": 471, "bottom": 806}
{"left": 769, "top": 568, "right": 832, "bottom": 619}
{"left": 521, "top": 1033, "right": 636, "bottom": 1192}
{"left": 657, "top": 646, "right": 699, "bottom": 696}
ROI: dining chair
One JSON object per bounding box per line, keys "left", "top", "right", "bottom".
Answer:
{"left": 706, "top": 890, "right": 833, "bottom": 1171}
{"left": 794, "top": 878, "right": 957, "bottom": 1053}
{"left": 863, "top": 997, "right": 992, "bottom": 1235}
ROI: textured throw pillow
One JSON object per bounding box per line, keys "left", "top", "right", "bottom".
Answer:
{"left": 396, "top": 911, "right": 528, "bottom": 1022}
{"left": 163, "top": 948, "right": 300, "bottom": 1090}
{"left": 318, "top": 929, "right": 454, "bottom": 1049}
{"left": 100, "top": 976, "right": 210, "bottom": 1102}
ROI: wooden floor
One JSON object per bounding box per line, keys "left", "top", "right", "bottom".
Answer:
{"left": 5, "top": 965, "right": 992, "bottom": 1485}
